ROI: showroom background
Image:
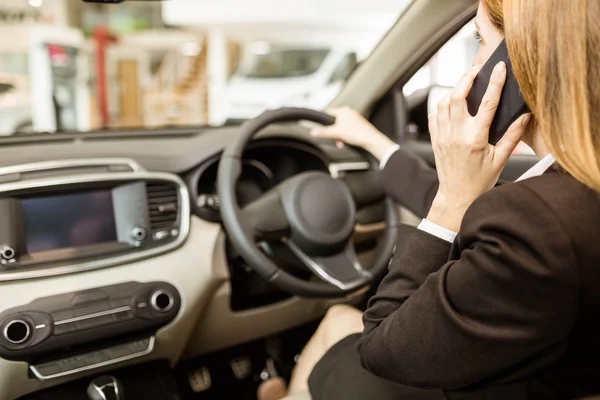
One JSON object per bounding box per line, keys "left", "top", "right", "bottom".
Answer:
{"left": 0, "top": 0, "right": 482, "bottom": 138}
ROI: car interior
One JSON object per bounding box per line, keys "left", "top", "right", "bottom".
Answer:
{"left": 0, "top": 0, "right": 542, "bottom": 399}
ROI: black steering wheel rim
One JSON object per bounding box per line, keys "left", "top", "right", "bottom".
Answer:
{"left": 217, "top": 107, "right": 399, "bottom": 298}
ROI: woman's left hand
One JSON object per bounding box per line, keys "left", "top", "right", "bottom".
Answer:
{"left": 427, "top": 62, "right": 531, "bottom": 232}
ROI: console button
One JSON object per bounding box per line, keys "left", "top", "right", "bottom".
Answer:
{"left": 84, "top": 350, "right": 109, "bottom": 366}
{"left": 3, "top": 319, "right": 31, "bottom": 344}
{"left": 71, "top": 291, "right": 108, "bottom": 306}
{"left": 59, "top": 356, "right": 86, "bottom": 372}
{"left": 129, "top": 338, "right": 151, "bottom": 352}
{"left": 107, "top": 344, "right": 135, "bottom": 359}
{"left": 0, "top": 245, "right": 16, "bottom": 261}
{"left": 131, "top": 227, "right": 147, "bottom": 241}
{"left": 34, "top": 362, "right": 62, "bottom": 377}
{"left": 64, "top": 356, "right": 86, "bottom": 371}
{"left": 153, "top": 230, "right": 169, "bottom": 241}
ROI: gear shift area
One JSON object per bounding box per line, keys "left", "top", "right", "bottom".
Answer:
{"left": 87, "top": 376, "right": 124, "bottom": 400}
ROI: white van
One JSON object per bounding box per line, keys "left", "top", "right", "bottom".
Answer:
{"left": 224, "top": 43, "right": 358, "bottom": 122}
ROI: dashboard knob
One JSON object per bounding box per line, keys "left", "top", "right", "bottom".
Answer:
{"left": 3, "top": 319, "right": 31, "bottom": 344}
{"left": 150, "top": 290, "right": 174, "bottom": 313}
{"left": 0, "top": 245, "right": 15, "bottom": 261}
{"left": 198, "top": 194, "right": 220, "bottom": 211}
{"left": 131, "top": 227, "right": 147, "bottom": 241}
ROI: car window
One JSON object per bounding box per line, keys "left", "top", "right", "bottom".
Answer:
{"left": 328, "top": 52, "right": 358, "bottom": 84}
{"left": 401, "top": 19, "right": 534, "bottom": 155}
{"left": 403, "top": 20, "right": 479, "bottom": 98}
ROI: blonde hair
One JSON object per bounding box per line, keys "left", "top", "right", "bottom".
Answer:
{"left": 482, "top": 0, "right": 600, "bottom": 191}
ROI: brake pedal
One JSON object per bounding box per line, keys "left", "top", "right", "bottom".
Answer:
{"left": 230, "top": 356, "right": 252, "bottom": 380}
{"left": 260, "top": 357, "right": 279, "bottom": 381}
{"left": 188, "top": 367, "right": 212, "bottom": 393}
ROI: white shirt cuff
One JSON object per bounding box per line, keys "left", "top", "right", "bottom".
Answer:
{"left": 379, "top": 145, "right": 401, "bottom": 169}
{"left": 417, "top": 219, "right": 457, "bottom": 243}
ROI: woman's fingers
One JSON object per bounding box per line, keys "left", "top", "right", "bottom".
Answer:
{"left": 428, "top": 112, "right": 438, "bottom": 142}
{"left": 449, "top": 65, "right": 482, "bottom": 117}
{"left": 494, "top": 113, "right": 531, "bottom": 162}
{"left": 310, "top": 126, "right": 340, "bottom": 139}
{"left": 436, "top": 92, "right": 452, "bottom": 134}
{"left": 475, "top": 62, "right": 507, "bottom": 130}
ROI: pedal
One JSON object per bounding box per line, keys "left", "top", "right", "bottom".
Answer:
{"left": 188, "top": 367, "right": 212, "bottom": 393}
{"left": 259, "top": 357, "right": 279, "bottom": 381}
{"left": 230, "top": 356, "right": 252, "bottom": 380}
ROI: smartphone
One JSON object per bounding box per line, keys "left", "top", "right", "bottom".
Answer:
{"left": 466, "top": 40, "right": 529, "bottom": 145}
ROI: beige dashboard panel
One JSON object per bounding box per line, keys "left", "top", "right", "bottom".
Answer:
{"left": 185, "top": 283, "right": 329, "bottom": 357}
{"left": 0, "top": 216, "right": 223, "bottom": 400}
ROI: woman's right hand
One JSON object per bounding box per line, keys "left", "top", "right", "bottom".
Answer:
{"left": 310, "top": 107, "right": 397, "bottom": 161}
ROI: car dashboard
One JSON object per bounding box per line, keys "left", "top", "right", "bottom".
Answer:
{"left": 0, "top": 126, "right": 379, "bottom": 399}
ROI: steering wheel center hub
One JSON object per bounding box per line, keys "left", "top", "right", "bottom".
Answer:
{"left": 280, "top": 172, "right": 356, "bottom": 254}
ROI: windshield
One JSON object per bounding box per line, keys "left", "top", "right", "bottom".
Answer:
{"left": 0, "top": 0, "right": 413, "bottom": 135}
{"left": 237, "top": 48, "right": 330, "bottom": 79}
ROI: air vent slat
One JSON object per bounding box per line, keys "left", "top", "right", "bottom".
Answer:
{"left": 146, "top": 182, "right": 179, "bottom": 231}
{"left": 148, "top": 197, "right": 178, "bottom": 204}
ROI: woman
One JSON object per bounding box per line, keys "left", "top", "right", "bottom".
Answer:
{"left": 261, "top": 0, "right": 600, "bottom": 399}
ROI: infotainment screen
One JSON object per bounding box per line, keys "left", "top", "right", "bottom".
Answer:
{"left": 21, "top": 190, "right": 117, "bottom": 254}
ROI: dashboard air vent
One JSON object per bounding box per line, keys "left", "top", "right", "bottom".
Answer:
{"left": 146, "top": 182, "right": 179, "bottom": 231}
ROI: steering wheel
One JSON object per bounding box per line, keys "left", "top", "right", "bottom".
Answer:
{"left": 217, "top": 107, "right": 399, "bottom": 298}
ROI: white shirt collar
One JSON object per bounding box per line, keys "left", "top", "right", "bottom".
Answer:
{"left": 515, "top": 154, "right": 556, "bottom": 182}
{"left": 419, "top": 153, "right": 558, "bottom": 244}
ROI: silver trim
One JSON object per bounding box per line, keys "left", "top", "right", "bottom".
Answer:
{"left": 30, "top": 336, "right": 155, "bottom": 381}
{"left": 35, "top": 324, "right": 46, "bottom": 329}
{"left": 131, "top": 227, "right": 147, "bottom": 241}
{"left": 0, "top": 162, "right": 190, "bottom": 282}
{"left": 0, "top": 158, "right": 143, "bottom": 177}
{"left": 0, "top": 245, "right": 15, "bottom": 260}
{"left": 91, "top": 383, "right": 108, "bottom": 400}
{"left": 285, "top": 241, "right": 371, "bottom": 291}
{"left": 3, "top": 319, "right": 31, "bottom": 344}
{"left": 115, "top": 378, "right": 120, "bottom": 400}
{"left": 150, "top": 290, "right": 174, "bottom": 313}
{"left": 91, "top": 377, "right": 121, "bottom": 400}
{"left": 328, "top": 161, "right": 370, "bottom": 178}
{"left": 54, "top": 306, "right": 132, "bottom": 326}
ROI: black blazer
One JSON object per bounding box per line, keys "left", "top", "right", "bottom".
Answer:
{"left": 359, "top": 157, "right": 600, "bottom": 399}
{"left": 381, "top": 147, "right": 438, "bottom": 217}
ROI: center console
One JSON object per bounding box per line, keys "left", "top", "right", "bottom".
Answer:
{"left": 0, "top": 159, "right": 191, "bottom": 381}
{"left": 0, "top": 158, "right": 190, "bottom": 281}
{"left": 0, "top": 281, "right": 181, "bottom": 380}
